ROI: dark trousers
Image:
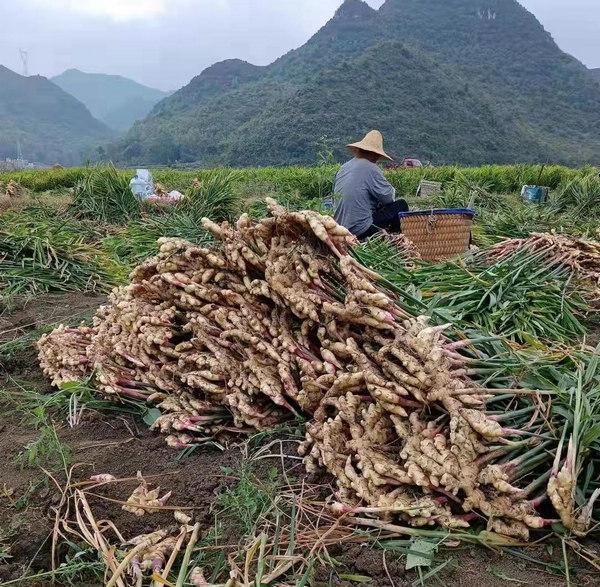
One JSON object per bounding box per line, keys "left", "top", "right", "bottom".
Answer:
{"left": 359, "top": 199, "right": 409, "bottom": 240}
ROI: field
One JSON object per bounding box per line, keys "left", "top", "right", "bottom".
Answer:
{"left": 1, "top": 164, "right": 600, "bottom": 586}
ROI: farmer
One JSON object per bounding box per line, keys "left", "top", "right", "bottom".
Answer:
{"left": 333, "top": 130, "right": 408, "bottom": 240}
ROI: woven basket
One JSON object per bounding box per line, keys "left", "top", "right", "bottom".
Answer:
{"left": 399, "top": 209, "right": 474, "bottom": 261}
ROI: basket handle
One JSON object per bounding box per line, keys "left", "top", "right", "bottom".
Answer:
{"left": 426, "top": 213, "right": 438, "bottom": 234}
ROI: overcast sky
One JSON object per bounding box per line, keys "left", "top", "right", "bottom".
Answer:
{"left": 1, "top": 0, "right": 598, "bottom": 91}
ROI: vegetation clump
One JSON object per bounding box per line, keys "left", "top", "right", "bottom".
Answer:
{"left": 71, "top": 164, "right": 140, "bottom": 224}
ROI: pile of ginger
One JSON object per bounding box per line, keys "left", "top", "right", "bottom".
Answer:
{"left": 38, "top": 199, "right": 587, "bottom": 539}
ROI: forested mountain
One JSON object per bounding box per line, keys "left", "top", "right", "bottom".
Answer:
{"left": 52, "top": 69, "right": 169, "bottom": 132}
{"left": 0, "top": 66, "right": 112, "bottom": 165}
{"left": 591, "top": 68, "right": 600, "bottom": 82}
{"left": 112, "top": 0, "right": 600, "bottom": 166}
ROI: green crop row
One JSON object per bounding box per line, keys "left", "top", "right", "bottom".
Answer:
{"left": 2, "top": 163, "right": 596, "bottom": 197}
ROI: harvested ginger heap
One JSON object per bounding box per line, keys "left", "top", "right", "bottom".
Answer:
{"left": 38, "top": 199, "right": 593, "bottom": 539}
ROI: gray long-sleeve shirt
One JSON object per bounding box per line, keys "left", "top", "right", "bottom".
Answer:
{"left": 333, "top": 157, "right": 396, "bottom": 237}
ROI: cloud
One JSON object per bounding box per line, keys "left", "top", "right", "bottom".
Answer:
{"left": 1, "top": 1, "right": 598, "bottom": 92}
{"left": 519, "top": 0, "right": 600, "bottom": 68}
{"left": 29, "top": 0, "right": 169, "bottom": 21}
{"left": 2, "top": 0, "right": 350, "bottom": 89}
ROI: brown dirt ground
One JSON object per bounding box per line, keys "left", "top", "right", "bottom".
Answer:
{"left": 0, "top": 292, "right": 106, "bottom": 331}
{"left": 0, "top": 410, "right": 245, "bottom": 584}
{"left": 0, "top": 292, "right": 598, "bottom": 586}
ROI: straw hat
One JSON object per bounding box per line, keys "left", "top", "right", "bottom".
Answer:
{"left": 347, "top": 130, "right": 392, "bottom": 160}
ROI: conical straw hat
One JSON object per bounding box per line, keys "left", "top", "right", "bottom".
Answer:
{"left": 347, "top": 130, "right": 392, "bottom": 160}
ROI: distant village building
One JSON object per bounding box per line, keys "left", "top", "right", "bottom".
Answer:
{"left": 0, "top": 158, "right": 36, "bottom": 171}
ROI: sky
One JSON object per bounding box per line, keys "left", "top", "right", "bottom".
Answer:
{"left": 1, "top": 0, "right": 599, "bottom": 91}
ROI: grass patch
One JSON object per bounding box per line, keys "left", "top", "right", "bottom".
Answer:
{"left": 0, "top": 207, "right": 127, "bottom": 302}
{"left": 215, "top": 463, "right": 281, "bottom": 536}
{"left": 0, "top": 379, "right": 154, "bottom": 473}
{"left": 0, "top": 324, "right": 54, "bottom": 361}
{"left": 0, "top": 529, "right": 12, "bottom": 564}
{"left": 2, "top": 381, "right": 73, "bottom": 470}
{"left": 15, "top": 422, "right": 71, "bottom": 470}
{"left": 0, "top": 546, "right": 105, "bottom": 587}
{"left": 0, "top": 379, "right": 151, "bottom": 426}
{"left": 102, "top": 210, "right": 213, "bottom": 266}
{"left": 180, "top": 168, "right": 241, "bottom": 219}
{"left": 191, "top": 460, "right": 312, "bottom": 585}
{"left": 246, "top": 419, "right": 306, "bottom": 450}
{"left": 71, "top": 164, "right": 140, "bottom": 224}
{"left": 103, "top": 169, "right": 239, "bottom": 266}
{"left": 187, "top": 525, "right": 229, "bottom": 584}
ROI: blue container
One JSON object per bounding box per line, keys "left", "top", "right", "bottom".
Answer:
{"left": 322, "top": 196, "right": 336, "bottom": 212}
{"left": 521, "top": 185, "right": 549, "bottom": 204}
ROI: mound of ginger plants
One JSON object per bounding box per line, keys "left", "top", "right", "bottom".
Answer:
{"left": 38, "top": 199, "right": 596, "bottom": 540}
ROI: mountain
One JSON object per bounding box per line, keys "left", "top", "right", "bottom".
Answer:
{"left": 113, "top": 0, "right": 600, "bottom": 166}
{"left": 378, "top": 0, "right": 600, "bottom": 162}
{"left": 591, "top": 68, "right": 600, "bottom": 82}
{"left": 52, "top": 69, "right": 169, "bottom": 132}
{"left": 0, "top": 65, "right": 112, "bottom": 165}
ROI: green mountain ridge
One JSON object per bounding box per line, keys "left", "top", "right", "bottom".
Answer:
{"left": 112, "top": 0, "right": 600, "bottom": 166}
{"left": 0, "top": 65, "right": 112, "bottom": 165}
{"left": 207, "top": 43, "right": 532, "bottom": 166}
{"left": 52, "top": 69, "right": 169, "bottom": 132}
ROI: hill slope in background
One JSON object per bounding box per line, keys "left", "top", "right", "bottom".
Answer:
{"left": 197, "top": 43, "right": 532, "bottom": 166}
{"left": 0, "top": 66, "right": 112, "bottom": 165}
{"left": 113, "top": 0, "right": 600, "bottom": 166}
{"left": 591, "top": 68, "right": 600, "bottom": 82}
{"left": 378, "top": 0, "right": 600, "bottom": 162}
{"left": 52, "top": 69, "right": 169, "bottom": 132}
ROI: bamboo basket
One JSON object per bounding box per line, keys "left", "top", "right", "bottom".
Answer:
{"left": 399, "top": 209, "right": 475, "bottom": 261}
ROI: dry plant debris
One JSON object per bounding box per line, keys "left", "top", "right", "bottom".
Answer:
{"left": 50, "top": 470, "right": 202, "bottom": 587}
{"left": 488, "top": 232, "right": 600, "bottom": 287}
{"left": 37, "top": 200, "right": 595, "bottom": 539}
{"left": 384, "top": 232, "right": 422, "bottom": 260}
{"left": 0, "top": 180, "right": 27, "bottom": 211}
{"left": 3, "top": 180, "right": 26, "bottom": 199}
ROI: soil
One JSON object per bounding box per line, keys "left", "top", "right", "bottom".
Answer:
{"left": 0, "top": 292, "right": 598, "bottom": 586}
{"left": 0, "top": 408, "right": 246, "bottom": 584}
{"left": 0, "top": 292, "right": 106, "bottom": 333}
